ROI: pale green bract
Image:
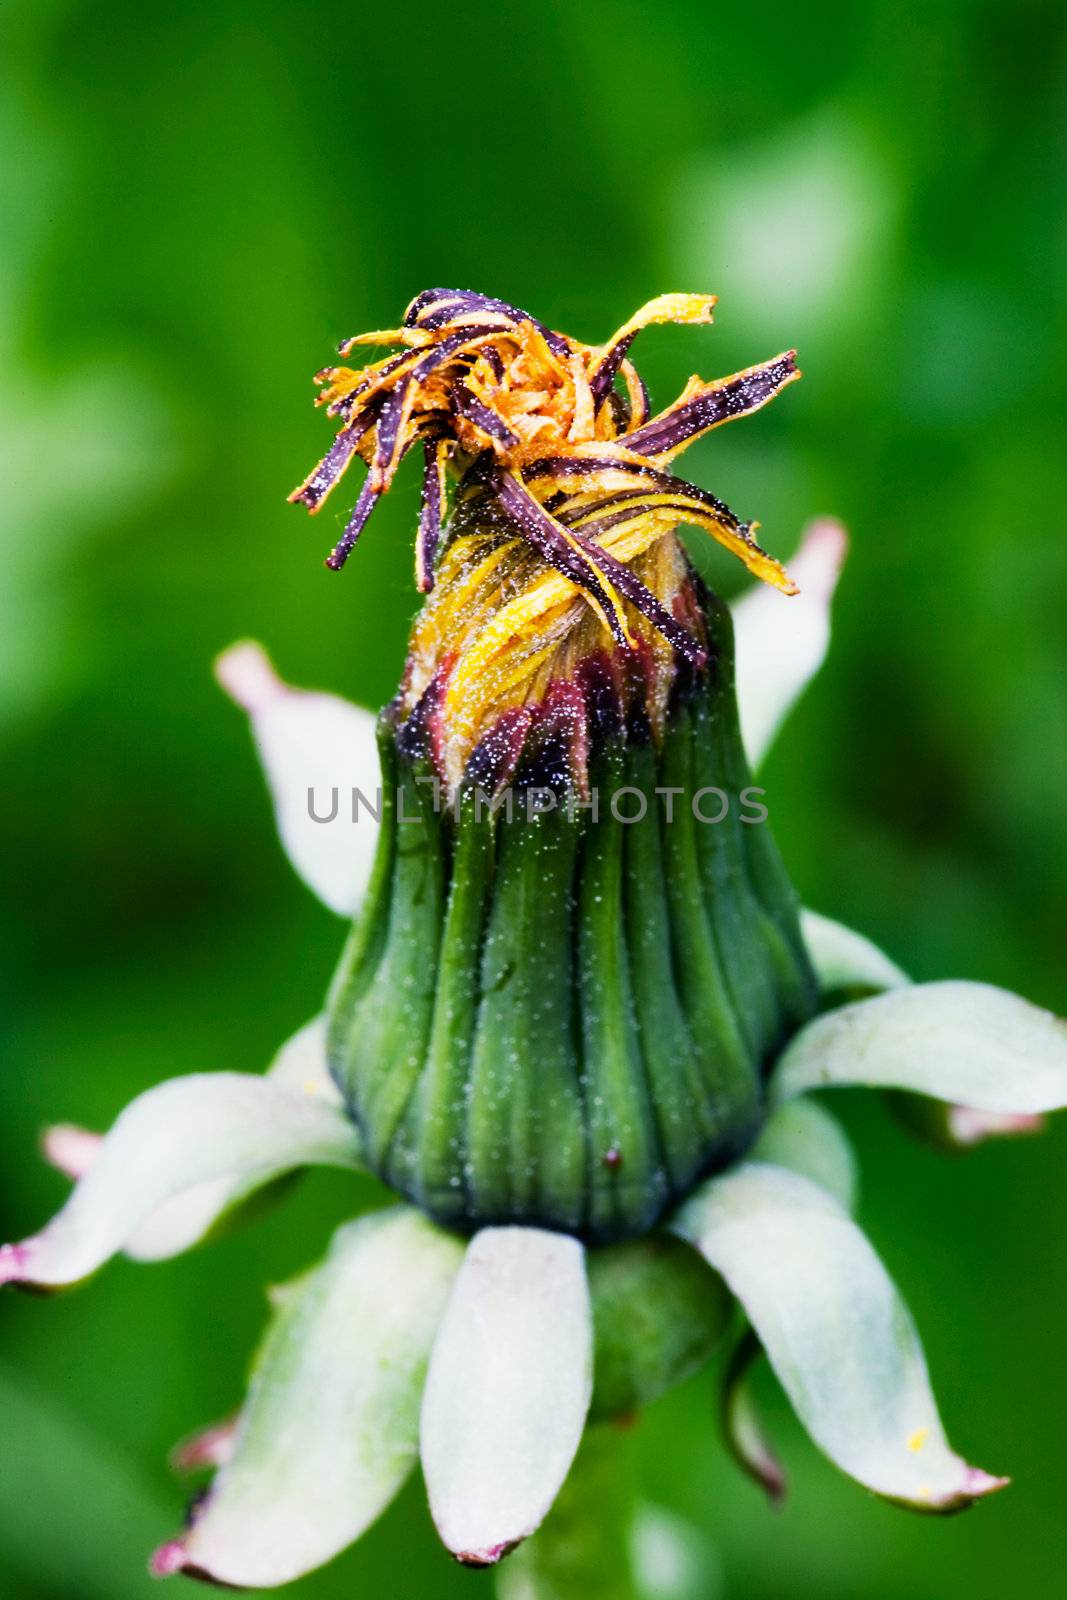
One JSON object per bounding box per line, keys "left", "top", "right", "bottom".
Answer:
{"left": 672, "top": 1163, "right": 1007, "bottom": 1510}
{"left": 158, "top": 1209, "right": 463, "bottom": 1588}
{"left": 0, "top": 1071, "right": 363, "bottom": 1290}
{"left": 750, "top": 1096, "right": 858, "bottom": 1212}
{"left": 127, "top": 1015, "right": 340, "bottom": 1261}
{"left": 215, "top": 640, "right": 381, "bottom": 916}
{"left": 799, "top": 905, "right": 910, "bottom": 995}
{"left": 771, "top": 980, "right": 1067, "bottom": 1114}
{"left": 421, "top": 1228, "right": 593, "bottom": 1564}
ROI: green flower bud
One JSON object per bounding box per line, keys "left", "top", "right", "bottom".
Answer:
{"left": 327, "top": 574, "right": 816, "bottom": 1242}
{"left": 586, "top": 1234, "right": 733, "bottom": 1421}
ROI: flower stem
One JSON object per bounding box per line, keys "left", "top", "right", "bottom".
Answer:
{"left": 495, "top": 1424, "right": 639, "bottom": 1600}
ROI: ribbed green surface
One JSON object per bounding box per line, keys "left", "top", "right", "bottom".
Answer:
{"left": 327, "top": 608, "right": 816, "bottom": 1243}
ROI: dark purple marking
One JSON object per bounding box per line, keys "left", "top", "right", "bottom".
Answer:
{"left": 290, "top": 411, "right": 376, "bottom": 510}
{"left": 523, "top": 453, "right": 633, "bottom": 484}
{"left": 520, "top": 681, "right": 588, "bottom": 798}
{"left": 464, "top": 706, "right": 534, "bottom": 795}
{"left": 404, "top": 288, "right": 571, "bottom": 359}
{"left": 577, "top": 535, "right": 706, "bottom": 667}
{"left": 325, "top": 478, "right": 380, "bottom": 570}
{"left": 451, "top": 383, "right": 519, "bottom": 449}
{"left": 403, "top": 287, "right": 464, "bottom": 325}
{"left": 527, "top": 458, "right": 746, "bottom": 534}
{"left": 620, "top": 353, "right": 798, "bottom": 457}
{"left": 491, "top": 470, "right": 631, "bottom": 651}
{"left": 482, "top": 344, "right": 506, "bottom": 381}
{"left": 589, "top": 333, "right": 639, "bottom": 409}
{"left": 565, "top": 496, "right": 749, "bottom": 548}
{"left": 416, "top": 441, "right": 445, "bottom": 592}
{"left": 410, "top": 324, "right": 503, "bottom": 379}
{"left": 493, "top": 470, "right": 705, "bottom": 665}
{"left": 326, "top": 350, "right": 412, "bottom": 418}
{"left": 575, "top": 651, "right": 625, "bottom": 742}
{"left": 372, "top": 376, "right": 412, "bottom": 481}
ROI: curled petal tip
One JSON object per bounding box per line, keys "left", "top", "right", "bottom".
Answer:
{"left": 454, "top": 1541, "right": 516, "bottom": 1569}
{"left": 946, "top": 1106, "right": 1045, "bottom": 1147}
{"left": 792, "top": 517, "right": 848, "bottom": 601}
{"left": 766, "top": 1466, "right": 789, "bottom": 1508}
{"left": 170, "top": 1418, "right": 238, "bottom": 1475}
{"left": 0, "top": 1241, "right": 32, "bottom": 1287}
{"left": 149, "top": 1539, "right": 187, "bottom": 1578}
{"left": 737, "top": 1418, "right": 788, "bottom": 1508}
{"left": 964, "top": 1468, "right": 1011, "bottom": 1499}
{"left": 214, "top": 641, "right": 283, "bottom": 714}
{"left": 40, "top": 1122, "right": 102, "bottom": 1181}
{"left": 923, "top": 1467, "right": 1011, "bottom": 1513}
{"left": 151, "top": 1540, "right": 233, "bottom": 1587}
{"left": 721, "top": 1331, "right": 789, "bottom": 1508}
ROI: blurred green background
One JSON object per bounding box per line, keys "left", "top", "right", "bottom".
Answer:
{"left": 1, "top": 0, "right": 1064, "bottom": 1595}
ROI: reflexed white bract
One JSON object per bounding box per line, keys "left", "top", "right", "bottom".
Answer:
{"left": 0, "top": 1071, "right": 362, "bottom": 1289}
{"left": 800, "top": 906, "right": 909, "bottom": 996}
{"left": 732, "top": 518, "right": 847, "bottom": 765}
{"left": 750, "top": 1096, "right": 858, "bottom": 1212}
{"left": 216, "top": 640, "right": 380, "bottom": 916}
{"left": 674, "top": 1162, "right": 1006, "bottom": 1509}
{"left": 160, "top": 1209, "right": 463, "bottom": 1588}
{"left": 771, "top": 980, "right": 1067, "bottom": 1115}
{"left": 420, "top": 1227, "right": 593, "bottom": 1564}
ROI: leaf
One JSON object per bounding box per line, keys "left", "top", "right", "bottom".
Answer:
{"left": 216, "top": 640, "right": 381, "bottom": 915}
{"left": 673, "top": 1162, "right": 1007, "bottom": 1510}
{"left": 421, "top": 1226, "right": 593, "bottom": 1565}
{"left": 1, "top": 1072, "right": 362, "bottom": 1288}
{"left": 770, "top": 980, "right": 1067, "bottom": 1115}
{"left": 0, "top": 1360, "right": 171, "bottom": 1600}
{"left": 156, "top": 1208, "right": 463, "bottom": 1588}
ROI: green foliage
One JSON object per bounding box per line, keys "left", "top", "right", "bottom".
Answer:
{"left": 1, "top": 0, "right": 1063, "bottom": 1596}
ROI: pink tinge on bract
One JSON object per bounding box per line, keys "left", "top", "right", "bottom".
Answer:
{"left": 963, "top": 1467, "right": 1012, "bottom": 1498}
{"left": 0, "top": 1241, "right": 33, "bottom": 1286}
{"left": 454, "top": 1540, "right": 517, "bottom": 1569}
{"left": 947, "top": 1106, "right": 1045, "bottom": 1148}
{"left": 214, "top": 640, "right": 285, "bottom": 715}
{"left": 788, "top": 516, "right": 848, "bottom": 603}
{"left": 171, "top": 1417, "right": 239, "bottom": 1474}
{"left": 924, "top": 1467, "right": 1011, "bottom": 1513}
{"left": 41, "top": 1123, "right": 102, "bottom": 1181}
{"left": 149, "top": 1539, "right": 187, "bottom": 1577}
